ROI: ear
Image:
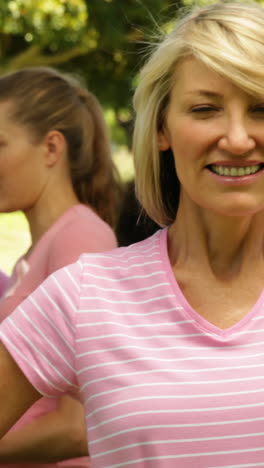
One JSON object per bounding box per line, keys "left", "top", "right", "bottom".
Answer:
{"left": 44, "top": 130, "right": 66, "bottom": 168}
{"left": 157, "top": 128, "right": 171, "bottom": 151}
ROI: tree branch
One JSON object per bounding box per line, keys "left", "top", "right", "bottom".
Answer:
{"left": 0, "top": 43, "right": 90, "bottom": 74}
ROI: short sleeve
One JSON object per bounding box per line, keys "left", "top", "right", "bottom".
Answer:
{"left": 0, "top": 259, "right": 83, "bottom": 398}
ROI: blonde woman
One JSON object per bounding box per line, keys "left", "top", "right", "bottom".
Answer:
{"left": 0, "top": 3, "right": 264, "bottom": 467}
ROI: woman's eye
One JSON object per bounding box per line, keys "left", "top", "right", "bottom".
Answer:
{"left": 251, "top": 105, "right": 264, "bottom": 114}
{"left": 190, "top": 106, "right": 219, "bottom": 117}
{"left": 191, "top": 106, "right": 218, "bottom": 113}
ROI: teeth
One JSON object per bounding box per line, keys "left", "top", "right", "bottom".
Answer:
{"left": 211, "top": 165, "right": 261, "bottom": 177}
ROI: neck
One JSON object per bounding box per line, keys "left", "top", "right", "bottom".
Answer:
{"left": 168, "top": 195, "right": 264, "bottom": 279}
{"left": 24, "top": 183, "right": 80, "bottom": 249}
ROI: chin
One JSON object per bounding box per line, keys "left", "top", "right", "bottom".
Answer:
{"left": 206, "top": 193, "right": 264, "bottom": 217}
{"left": 212, "top": 204, "right": 264, "bottom": 218}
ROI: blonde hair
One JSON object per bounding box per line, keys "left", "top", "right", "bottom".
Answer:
{"left": 133, "top": 1, "right": 264, "bottom": 226}
{"left": 0, "top": 67, "right": 121, "bottom": 227}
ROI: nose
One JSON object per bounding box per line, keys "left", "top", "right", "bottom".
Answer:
{"left": 218, "top": 117, "right": 256, "bottom": 155}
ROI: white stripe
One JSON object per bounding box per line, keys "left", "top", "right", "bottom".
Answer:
{"left": 0, "top": 330, "right": 65, "bottom": 393}
{"left": 88, "top": 402, "right": 264, "bottom": 430}
{"left": 77, "top": 320, "right": 189, "bottom": 329}
{"left": 113, "top": 252, "right": 161, "bottom": 261}
{"left": 209, "top": 463, "right": 264, "bottom": 468}
{"left": 233, "top": 328, "right": 264, "bottom": 336}
{"left": 83, "top": 250, "right": 160, "bottom": 263}
{"left": 80, "top": 282, "right": 170, "bottom": 293}
{"left": 85, "top": 387, "right": 264, "bottom": 417}
{"left": 64, "top": 266, "right": 80, "bottom": 291}
{"left": 85, "top": 377, "right": 264, "bottom": 402}
{"left": 78, "top": 306, "right": 185, "bottom": 316}
{"left": 10, "top": 317, "right": 77, "bottom": 389}
{"left": 86, "top": 239, "right": 159, "bottom": 257}
{"left": 40, "top": 284, "right": 75, "bottom": 332}
{"left": 76, "top": 331, "right": 207, "bottom": 343}
{"left": 29, "top": 295, "right": 75, "bottom": 354}
{"left": 81, "top": 359, "right": 264, "bottom": 375}
{"left": 81, "top": 260, "right": 162, "bottom": 270}
{"left": 80, "top": 367, "right": 264, "bottom": 393}
{"left": 87, "top": 238, "right": 159, "bottom": 258}
{"left": 76, "top": 339, "right": 264, "bottom": 357}
{"left": 82, "top": 270, "right": 165, "bottom": 282}
{"left": 89, "top": 419, "right": 264, "bottom": 444}
{"left": 78, "top": 350, "right": 264, "bottom": 373}
{"left": 124, "top": 237, "right": 159, "bottom": 247}
{"left": 21, "top": 309, "right": 75, "bottom": 372}
{"left": 77, "top": 257, "right": 84, "bottom": 268}
{"left": 94, "top": 432, "right": 264, "bottom": 458}
{"left": 79, "top": 294, "right": 175, "bottom": 305}
{"left": 103, "top": 448, "right": 264, "bottom": 468}
{"left": 52, "top": 275, "right": 77, "bottom": 313}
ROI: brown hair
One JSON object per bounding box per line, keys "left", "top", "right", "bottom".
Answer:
{"left": 0, "top": 66, "right": 121, "bottom": 227}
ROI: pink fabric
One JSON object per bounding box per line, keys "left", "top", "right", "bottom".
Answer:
{"left": 0, "top": 270, "right": 8, "bottom": 297}
{"left": 2, "top": 228, "right": 264, "bottom": 467}
{"left": 1, "top": 204, "right": 117, "bottom": 321}
{"left": 0, "top": 204, "right": 117, "bottom": 468}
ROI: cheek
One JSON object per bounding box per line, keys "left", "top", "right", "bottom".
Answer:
{"left": 171, "top": 122, "right": 211, "bottom": 162}
{"left": 170, "top": 131, "right": 197, "bottom": 166}
{"left": 0, "top": 166, "right": 12, "bottom": 188}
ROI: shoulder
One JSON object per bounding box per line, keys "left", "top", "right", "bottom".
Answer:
{"left": 47, "top": 205, "right": 117, "bottom": 273}
{"left": 23, "top": 258, "right": 84, "bottom": 329}
{"left": 54, "top": 204, "right": 116, "bottom": 246}
{"left": 78, "top": 229, "right": 163, "bottom": 286}
{"left": 55, "top": 204, "right": 115, "bottom": 236}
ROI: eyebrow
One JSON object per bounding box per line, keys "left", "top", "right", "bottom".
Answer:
{"left": 184, "top": 90, "right": 223, "bottom": 98}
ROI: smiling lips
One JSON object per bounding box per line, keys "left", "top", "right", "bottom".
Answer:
{"left": 209, "top": 164, "right": 262, "bottom": 177}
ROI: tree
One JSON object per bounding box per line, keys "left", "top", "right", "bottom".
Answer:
{"left": 0, "top": 0, "right": 183, "bottom": 145}
{"left": 68, "top": 0, "right": 183, "bottom": 146}
{"left": 0, "top": 0, "right": 89, "bottom": 71}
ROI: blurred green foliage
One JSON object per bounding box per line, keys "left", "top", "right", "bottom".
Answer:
{"left": 0, "top": 0, "right": 87, "bottom": 41}
{"left": 0, "top": 0, "right": 183, "bottom": 145}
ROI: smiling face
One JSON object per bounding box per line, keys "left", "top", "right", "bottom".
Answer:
{"left": 159, "top": 57, "right": 264, "bottom": 217}
{"left": 0, "top": 101, "right": 49, "bottom": 214}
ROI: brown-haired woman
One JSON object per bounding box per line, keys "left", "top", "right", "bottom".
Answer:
{"left": 0, "top": 66, "right": 121, "bottom": 467}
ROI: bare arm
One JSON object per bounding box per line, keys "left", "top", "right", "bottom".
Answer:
{"left": 0, "top": 395, "right": 88, "bottom": 462}
{"left": 0, "top": 342, "right": 40, "bottom": 439}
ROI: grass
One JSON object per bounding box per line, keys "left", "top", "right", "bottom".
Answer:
{"left": 0, "top": 148, "right": 134, "bottom": 275}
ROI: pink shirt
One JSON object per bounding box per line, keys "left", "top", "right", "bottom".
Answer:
{"left": 1, "top": 204, "right": 117, "bottom": 321}
{"left": 0, "top": 204, "right": 117, "bottom": 468}
{"left": 2, "top": 228, "right": 264, "bottom": 467}
{"left": 0, "top": 270, "right": 8, "bottom": 297}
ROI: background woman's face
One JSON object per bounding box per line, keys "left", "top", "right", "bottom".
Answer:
{"left": 0, "top": 101, "right": 49, "bottom": 214}
{"left": 158, "top": 57, "right": 264, "bottom": 218}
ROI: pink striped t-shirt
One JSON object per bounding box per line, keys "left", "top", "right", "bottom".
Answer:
{"left": 0, "top": 204, "right": 117, "bottom": 468}
{"left": 1, "top": 228, "right": 264, "bottom": 467}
